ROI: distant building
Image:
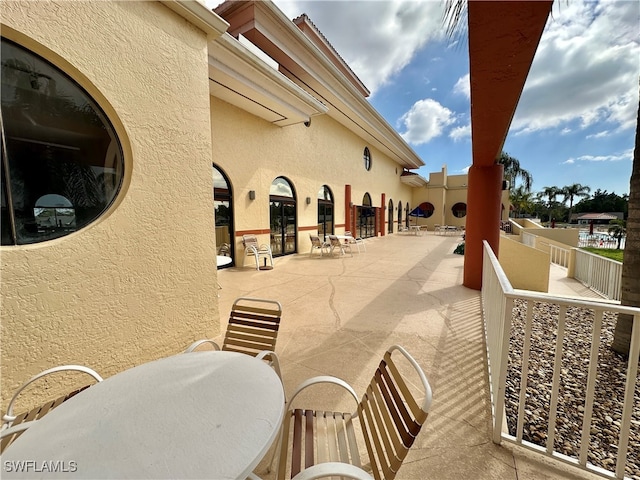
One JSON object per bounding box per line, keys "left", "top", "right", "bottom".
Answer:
{"left": 570, "top": 212, "right": 624, "bottom": 225}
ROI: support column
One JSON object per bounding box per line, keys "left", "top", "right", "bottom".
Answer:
{"left": 463, "top": 164, "right": 504, "bottom": 290}
{"left": 380, "top": 193, "right": 386, "bottom": 236}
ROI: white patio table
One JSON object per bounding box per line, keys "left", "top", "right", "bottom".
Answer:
{"left": 2, "top": 351, "right": 285, "bottom": 479}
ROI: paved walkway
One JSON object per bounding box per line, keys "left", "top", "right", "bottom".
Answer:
{"left": 216, "top": 232, "right": 601, "bottom": 480}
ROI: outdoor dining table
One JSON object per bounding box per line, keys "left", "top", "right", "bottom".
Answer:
{"left": 408, "top": 225, "right": 423, "bottom": 235}
{"left": 1, "top": 351, "right": 285, "bottom": 479}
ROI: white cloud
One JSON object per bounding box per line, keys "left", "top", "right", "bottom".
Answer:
{"left": 399, "top": 99, "right": 455, "bottom": 145}
{"left": 572, "top": 150, "right": 634, "bottom": 163}
{"left": 272, "top": 0, "right": 446, "bottom": 95}
{"left": 449, "top": 124, "right": 471, "bottom": 142}
{"left": 563, "top": 159, "right": 575, "bottom": 164}
{"left": 586, "top": 130, "right": 610, "bottom": 139}
{"left": 511, "top": 0, "right": 639, "bottom": 135}
{"left": 452, "top": 74, "right": 470, "bottom": 99}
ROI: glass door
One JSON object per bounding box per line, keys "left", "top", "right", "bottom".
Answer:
{"left": 270, "top": 199, "right": 296, "bottom": 256}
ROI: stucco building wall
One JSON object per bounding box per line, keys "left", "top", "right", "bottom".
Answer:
{"left": 211, "top": 97, "right": 416, "bottom": 260}
{"left": 499, "top": 236, "right": 550, "bottom": 292}
{"left": 1, "top": 1, "right": 220, "bottom": 410}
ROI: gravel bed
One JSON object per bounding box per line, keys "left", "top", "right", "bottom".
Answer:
{"left": 506, "top": 300, "right": 640, "bottom": 479}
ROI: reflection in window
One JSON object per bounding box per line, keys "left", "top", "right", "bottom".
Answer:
{"left": 1, "top": 38, "right": 123, "bottom": 245}
{"left": 270, "top": 177, "right": 296, "bottom": 256}
{"left": 213, "top": 165, "right": 233, "bottom": 260}
{"left": 452, "top": 202, "right": 467, "bottom": 218}
{"left": 317, "top": 185, "right": 333, "bottom": 238}
{"left": 357, "top": 192, "right": 375, "bottom": 238}
{"left": 34, "top": 194, "right": 75, "bottom": 231}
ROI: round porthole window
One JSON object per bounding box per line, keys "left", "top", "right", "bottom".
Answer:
{"left": 363, "top": 147, "right": 372, "bottom": 171}
{"left": 1, "top": 38, "right": 124, "bottom": 245}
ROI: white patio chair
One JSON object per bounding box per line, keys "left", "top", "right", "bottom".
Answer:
{"left": 185, "top": 297, "right": 284, "bottom": 380}
{"left": 309, "top": 234, "right": 330, "bottom": 256}
{"left": 1, "top": 365, "right": 103, "bottom": 453}
{"left": 344, "top": 231, "right": 366, "bottom": 252}
{"left": 328, "top": 235, "right": 352, "bottom": 257}
{"left": 272, "top": 345, "right": 432, "bottom": 480}
{"left": 242, "top": 234, "right": 274, "bottom": 270}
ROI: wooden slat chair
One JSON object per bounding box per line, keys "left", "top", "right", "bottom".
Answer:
{"left": 242, "top": 234, "right": 274, "bottom": 270}
{"left": 274, "top": 345, "right": 432, "bottom": 480}
{"left": 1, "top": 365, "right": 103, "bottom": 453}
{"left": 185, "top": 297, "right": 283, "bottom": 379}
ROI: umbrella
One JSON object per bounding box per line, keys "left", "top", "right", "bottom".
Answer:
{"left": 408, "top": 204, "right": 432, "bottom": 225}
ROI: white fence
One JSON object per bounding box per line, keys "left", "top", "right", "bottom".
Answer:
{"left": 549, "top": 244, "right": 570, "bottom": 268}
{"left": 574, "top": 249, "right": 623, "bottom": 301}
{"left": 522, "top": 231, "right": 537, "bottom": 247}
{"left": 481, "top": 241, "right": 639, "bottom": 479}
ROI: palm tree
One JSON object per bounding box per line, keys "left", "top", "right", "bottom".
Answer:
{"left": 510, "top": 185, "right": 534, "bottom": 217}
{"left": 612, "top": 92, "right": 639, "bottom": 357}
{"left": 499, "top": 152, "right": 534, "bottom": 192}
{"left": 607, "top": 219, "right": 626, "bottom": 249}
{"left": 562, "top": 183, "right": 591, "bottom": 223}
{"left": 537, "top": 186, "right": 561, "bottom": 207}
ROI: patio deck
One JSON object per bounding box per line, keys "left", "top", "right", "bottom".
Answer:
{"left": 216, "top": 231, "right": 603, "bottom": 480}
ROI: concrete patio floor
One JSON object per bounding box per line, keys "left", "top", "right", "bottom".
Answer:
{"left": 216, "top": 232, "right": 602, "bottom": 480}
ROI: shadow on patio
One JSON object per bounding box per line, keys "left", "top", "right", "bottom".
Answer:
{"left": 215, "top": 232, "right": 600, "bottom": 480}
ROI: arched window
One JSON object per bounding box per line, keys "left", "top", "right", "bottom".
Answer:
{"left": 397, "top": 201, "right": 403, "bottom": 228}
{"left": 452, "top": 202, "right": 467, "bottom": 218}
{"left": 363, "top": 147, "right": 372, "bottom": 171}
{"left": 387, "top": 199, "right": 393, "bottom": 234}
{"left": 317, "top": 185, "right": 333, "bottom": 238}
{"left": 1, "top": 38, "right": 124, "bottom": 245}
{"left": 213, "top": 165, "right": 233, "bottom": 263}
{"left": 270, "top": 177, "right": 296, "bottom": 256}
{"left": 357, "top": 193, "right": 375, "bottom": 238}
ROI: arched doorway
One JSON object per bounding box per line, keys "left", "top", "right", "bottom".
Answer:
{"left": 270, "top": 177, "right": 296, "bottom": 256}
{"left": 213, "top": 165, "right": 234, "bottom": 263}
{"left": 317, "top": 185, "right": 334, "bottom": 238}
{"left": 387, "top": 199, "right": 394, "bottom": 234}
{"left": 357, "top": 193, "right": 375, "bottom": 238}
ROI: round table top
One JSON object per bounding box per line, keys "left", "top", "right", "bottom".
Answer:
{"left": 2, "top": 351, "right": 285, "bottom": 479}
{"left": 216, "top": 255, "right": 233, "bottom": 268}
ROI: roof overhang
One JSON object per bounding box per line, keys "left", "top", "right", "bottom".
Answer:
{"left": 161, "top": 1, "right": 229, "bottom": 40}
{"left": 400, "top": 172, "right": 429, "bottom": 188}
{"left": 214, "top": 1, "right": 424, "bottom": 169}
{"left": 208, "top": 33, "right": 328, "bottom": 126}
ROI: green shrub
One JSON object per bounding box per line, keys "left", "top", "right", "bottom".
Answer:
{"left": 453, "top": 242, "right": 465, "bottom": 255}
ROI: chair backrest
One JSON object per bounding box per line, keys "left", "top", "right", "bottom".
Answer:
{"left": 242, "top": 235, "right": 258, "bottom": 249}
{"left": 309, "top": 235, "right": 323, "bottom": 247}
{"left": 357, "top": 345, "right": 432, "bottom": 480}
{"left": 1, "top": 365, "right": 103, "bottom": 453}
{"left": 222, "top": 297, "right": 283, "bottom": 357}
{"left": 328, "top": 235, "right": 341, "bottom": 247}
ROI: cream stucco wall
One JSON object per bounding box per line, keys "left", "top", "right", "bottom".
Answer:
{"left": 499, "top": 236, "right": 550, "bottom": 292}
{"left": 1, "top": 1, "right": 220, "bottom": 410}
{"left": 522, "top": 227, "right": 580, "bottom": 248}
{"left": 210, "top": 97, "right": 416, "bottom": 263}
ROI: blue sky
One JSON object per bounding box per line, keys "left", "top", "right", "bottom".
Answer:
{"left": 210, "top": 0, "right": 639, "bottom": 196}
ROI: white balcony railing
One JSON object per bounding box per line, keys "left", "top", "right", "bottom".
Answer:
{"left": 522, "top": 231, "right": 537, "bottom": 247}
{"left": 574, "top": 249, "right": 623, "bottom": 301}
{"left": 549, "top": 244, "right": 570, "bottom": 268}
{"left": 481, "top": 241, "right": 640, "bottom": 479}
